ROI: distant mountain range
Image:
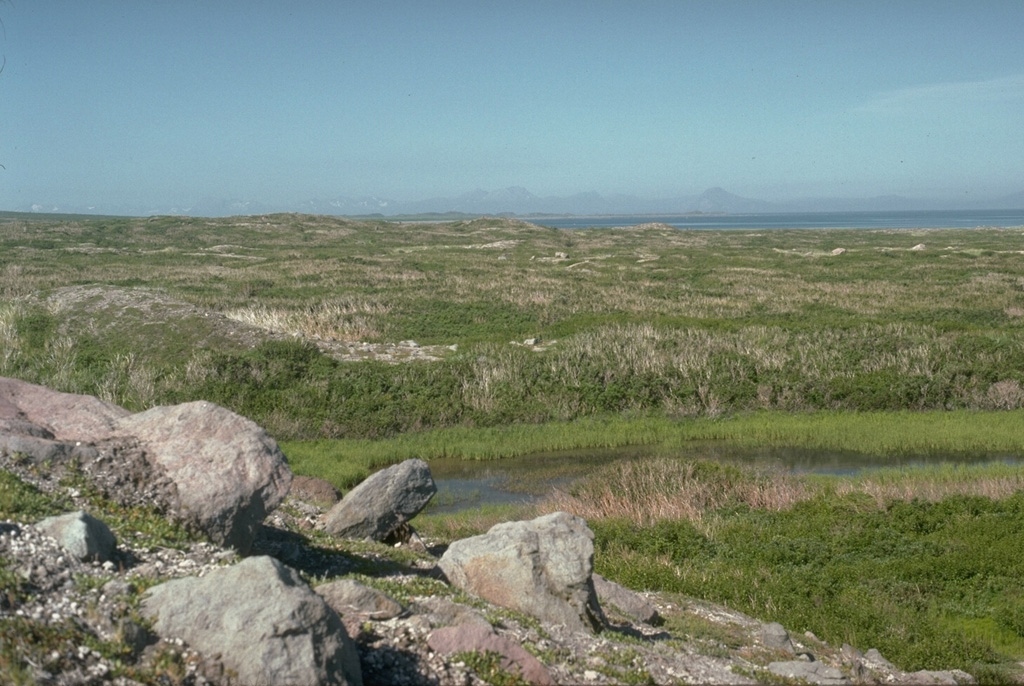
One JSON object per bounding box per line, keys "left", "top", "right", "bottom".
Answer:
{"left": 15, "top": 186, "right": 1024, "bottom": 218}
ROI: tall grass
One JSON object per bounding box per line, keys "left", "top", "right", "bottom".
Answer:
{"left": 224, "top": 299, "right": 389, "bottom": 342}
{"left": 541, "top": 456, "right": 1024, "bottom": 527}
{"left": 527, "top": 457, "right": 1024, "bottom": 677}
{"left": 5, "top": 218, "right": 1024, "bottom": 437}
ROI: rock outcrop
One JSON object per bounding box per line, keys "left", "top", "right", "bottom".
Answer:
{"left": 768, "top": 660, "right": 851, "bottom": 685}
{"left": 141, "top": 555, "right": 362, "bottom": 686}
{"left": 322, "top": 458, "right": 436, "bottom": 540}
{"left": 0, "top": 377, "right": 130, "bottom": 441}
{"left": 0, "top": 378, "right": 291, "bottom": 553}
{"left": 593, "top": 572, "right": 662, "bottom": 626}
{"left": 113, "top": 400, "right": 291, "bottom": 553}
{"left": 439, "top": 511, "right": 606, "bottom": 633}
{"left": 0, "top": 378, "right": 981, "bottom": 686}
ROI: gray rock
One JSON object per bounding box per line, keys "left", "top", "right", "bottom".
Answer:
{"left": 34, "top": 510, "right": 116, "bottom": 562}
{"left": 316, "top": 578, "right": 404, "bottom": 620}
{"left": 0, "top": 432, "right": 75, "bottom": 464}
{"left": 905, "top": 670, "right": 965, "bottom": 685}
{"left": 428, "top": 623, "right": 553, "bottom": 685}
{"left": 864, "top": 648, "right": 896, "bottom": 669}
{"left": 141, "top": 556, "right": 361, "bottom": 686}
{"left": 768, "top": 660, "right": 851, "bottom": 685}
{"left": 438, "top": 511, "right": 605, "bottom": 633}
{"left": 592, "top": 573, "right": 662, "bottom": 625}
{"left": 322, "top": 459, "right": 436, "bottom": 541}
{"left": 761, "top": 621, "right": 796, "bottom": 654}
{"left": 115, "top": 401, "right": 292, "bottom": 554}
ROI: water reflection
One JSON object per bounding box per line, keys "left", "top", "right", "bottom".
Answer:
{"left": 425, "top": 443, "right": 1023, "bottom": 514}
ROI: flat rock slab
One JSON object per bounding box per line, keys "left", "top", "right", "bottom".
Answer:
{"left": 439, "top": 511, "right": 605, "bottom": 633}
{"left": 768, "top": 660, "right": 851, "bottom": 685}
{"left": 322, "top": 459, "right": 436, "bottom": 540}
{"left": 428, "top": 623, "right": 553, "bottom": 685}
{"left": 142, "top": 556, "right": 362, "bottom": 686}
{"left": 316, "top": 578, "right": 404, "bottom": 620}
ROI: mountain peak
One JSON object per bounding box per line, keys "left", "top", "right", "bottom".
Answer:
{"left": 696, "top": 188, "right": 776, "bottom": 213}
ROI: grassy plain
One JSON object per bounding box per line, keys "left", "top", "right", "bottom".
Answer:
{"left": 3, "top": 214, "right": 1024, "bottom": 437}
{"left": 3, "top": 213, "right": 1024, "bottom": 678}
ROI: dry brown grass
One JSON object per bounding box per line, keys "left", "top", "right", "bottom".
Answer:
{"left": 835, "top": 473, "right": 1024, "bottom": 508}
{"left": 538, "top": 458, "right": 814, "bottom": 527}
{"left": 537, "top": 456, "right": 1024, "bottom": 529}
{"left": 224, "top": 300, "right": 390, "bottom": 342}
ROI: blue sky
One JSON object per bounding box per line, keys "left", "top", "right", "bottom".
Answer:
{"left": 1, "top": 1, "right": 1022, "bottom": 211}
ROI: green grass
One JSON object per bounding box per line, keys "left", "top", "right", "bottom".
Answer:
{"left": 591, "top": 491, "right": 1024, "bottom": 675}
{"left": 5, "top": 214, "right": 1024, "bottom": 679}
{"left": 4, "top": 217, "right": 1024, "bottom": 439}
{"left": 282, "top": 409, "right": 1024, "bottom": 490}
{"left": 0, "top": 469, "right": 68, "bottom": 520}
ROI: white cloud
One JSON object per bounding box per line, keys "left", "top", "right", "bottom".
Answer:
{"left": 856, "top": 74, "right": 1024, "bottom": 114}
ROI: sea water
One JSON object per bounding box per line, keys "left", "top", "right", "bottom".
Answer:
{"left": 534, "top": 209, "right": 1024, "bottom": 230}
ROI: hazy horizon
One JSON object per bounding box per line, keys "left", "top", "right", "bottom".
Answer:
{"left": 1, "top": 2, "right": 1022, "bottom": 212}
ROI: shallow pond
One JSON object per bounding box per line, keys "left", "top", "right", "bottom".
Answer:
{"left": 425, "top": 443, "right": 1023, "bottom": 514}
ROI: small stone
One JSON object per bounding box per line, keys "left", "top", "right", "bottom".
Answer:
{"left": 761, "top": 621, "right": 795, "bottom": 654}
{"left": 34, "top": 510, "right": 117, "bottom": 562}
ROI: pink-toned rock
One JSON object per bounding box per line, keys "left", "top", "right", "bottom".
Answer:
{"left": 290, "top": 474, "right": 341, "bottom": 506}
{"left": 0, "top": 377, "right": 129, "bottom": 440}
{"left": 0, "top": 378, "right": 292, "bottom": 555}
{"left": 114, "top": 401, "right": 292, "bottom": 553}
{"left": 427, "top": 623, "right": 552, "bottom": 685}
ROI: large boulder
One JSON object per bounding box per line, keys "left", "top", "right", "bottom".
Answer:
{"left": 438, "top": 511, "right": 605, "bottom": 633}
{"left": 322, "top": 459, "right": 435, "bottom": 540}
{"left": 141, "top": 556, "right": 362, "bottom": 686}
{"left": 0, "top": 379, "right": 292, "bottom": 555}
{"left": 113, "top": 401, "right": 292, "bottom": 553}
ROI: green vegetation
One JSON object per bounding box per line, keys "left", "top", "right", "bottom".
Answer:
{"left": 2, "top": 216, "right": 1024, "bottom": 437}
{"left": 452, "top": 650, "right": 531, "bottom": 686}
{"left": 283, "top": 409, "right": 1024, "bottom": 490}
{"left": 3, "top": 213, "right": 1024, "bottom": 678}
{"left": 0, "top": 469, "right": 67, "bottom": 521}
{"left": 539, "top": 457, "right": 1023, "bottom": 676}
{"left": 592, "top": 489, "right": 1024, "bottom": 675}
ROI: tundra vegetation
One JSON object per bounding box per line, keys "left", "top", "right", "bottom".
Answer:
{"left": 2, "top": 212, "right": 1024, "bottom": 680}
